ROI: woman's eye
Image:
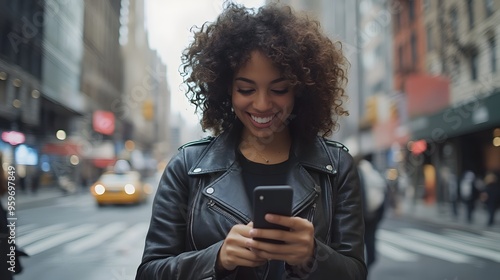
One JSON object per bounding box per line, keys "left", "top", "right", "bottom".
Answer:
{"left": 272, "top": 89, "right": 289, "bottom": 94}
{"left": 237, "top": 88, "right": 254, "bottom": 94}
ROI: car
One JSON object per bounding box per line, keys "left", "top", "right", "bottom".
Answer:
{"left": 90, "top": 170, "right": 152, "bottom": 206}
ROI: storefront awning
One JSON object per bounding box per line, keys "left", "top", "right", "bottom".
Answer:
{"left": 410, "top": 90, "right": 500, "bottom": 141}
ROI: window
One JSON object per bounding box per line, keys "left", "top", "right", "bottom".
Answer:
{"left": 490, "top": 37, "right": 497, "bottom": 73}
{"left": 409, "top": 0, "right": 415, "bottom": 22}
{"left": 394, "top": 9, "right": 401, "bottom": 33}
{"left": 398, "top": 45, "right": 404, "bottom": 71}
{"left": 426, "top": 25, "right": 433, "bottom": 51}
{"left": 451, "top": 58, "right": 460, "bottom": 82}
{"left": 423, "top": 0, "right": 431, "bottom": 11}
{"left": 411, "top": 33, "right": 418, "bottom": 66}
{"left": 0, "top": 21, "right": 14, "bottom": 59}
{"left": 450, "top": 8, "right": 459, "bottom": 35}
{"left": 467, "top": 0, "right": 474, "bottom": 29}
{"left": 0, "top": 73, "right": 7, "bottom": 105}
{"left": 470, "top": 51, "right": 479, "bottom": 80}
{"left": 373, "top": 81, "right": 384, "bottom": 94}
{"left": 31, "top": 47, "right": 42, "bottom": 79}
{"left": 485, "top": 0, "right": 494, "bottom": 17}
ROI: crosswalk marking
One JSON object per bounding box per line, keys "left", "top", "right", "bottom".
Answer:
{"left": 18, "top": 224, "right": 68, "bottom": 246}
{"left": 377, "top": 241, "right": 419, "bottom": 262}
{"left": 24, "top": 224, "right": 97, "bottom": 256}
{"left": 483, "top": 230, "right": 500, "bottom": 240}
{"left": 15, "top": 221, "right": 499, "bottom": 265}
{"left": 400, "top": 228, "right": 500, "bottom": 263}
{"left": 17, "top": 224, "right": 39, "bottom": 234}
{"left": 107, "top": 222, "right": 149, "bottom": 252}
{"left": 378, "top": 229, "right": 474, "bottom": 263}
{"left": 64, "top": 222, "right": 128, "bottom": 254}
{"left": 442, "top": 229, "right": 500, "bottom": 251}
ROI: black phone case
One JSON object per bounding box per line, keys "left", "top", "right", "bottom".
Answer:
{"left": 253, "top": 185, "right": 293, "bottom": 243}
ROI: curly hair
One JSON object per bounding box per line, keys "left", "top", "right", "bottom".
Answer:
{"left": 181, "top": 2, "right": 349, "bottom": 140}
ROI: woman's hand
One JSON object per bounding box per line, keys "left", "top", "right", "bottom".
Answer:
{"left": 217, "top": 222, "right": 267, "bottom": 271}
{"left": 246, "top": 214, "right": 315, "bottom": 266}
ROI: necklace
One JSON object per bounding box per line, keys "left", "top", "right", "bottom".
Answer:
{"left": 255, "top": 151, "right": 270, "bottom": 164}
{"left": 239, "top": 136, "right": 290, "bottom": 165}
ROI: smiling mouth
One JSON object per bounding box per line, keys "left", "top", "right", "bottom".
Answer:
{"left": 250, "top": 114, "right": 275, "bottom": 124}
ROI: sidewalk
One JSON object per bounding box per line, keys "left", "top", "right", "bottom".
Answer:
{"left": 398, "top": 197, "right": 500, "bottom": 233}
{"left": 1, "top": 185, "right": 82, "bottom": 210}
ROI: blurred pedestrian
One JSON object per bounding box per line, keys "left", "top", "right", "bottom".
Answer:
{"left": 135, "top": 2, "right": 366, "bottom": 279}
{"left": 30, "top": 167, "right": 41, "bottom": 194}
{"left": 460, "top": 170, "right": 481, "bottom": 223}
{"left": 481, "top": 170, "right": 500, "bottom": 227}
{"left": 441, "top": 166, "right": 459, "bottom": 219}
{"left": 355, "top": 156, "right": 387, "bottom": 269}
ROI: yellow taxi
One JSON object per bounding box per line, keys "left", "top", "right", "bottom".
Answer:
{"left": 90, "top": 170, "right": 152, "bottom": 206}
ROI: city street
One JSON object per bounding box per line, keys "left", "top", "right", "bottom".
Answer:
{"left": 12, "top": 175, "right": 158, "bottom": 280}
{"left": 9, "top": 183, "right": 500, "bottom": 280}
{"left": 370, "top": 215, "right": 500, "bottom": 280}
{"left": 1, "top": 1, "right": 500, "bottom": 279}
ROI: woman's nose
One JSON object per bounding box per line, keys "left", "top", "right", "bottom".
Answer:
{"left": 253, "top": 91, "right": 272, "bottom": 111}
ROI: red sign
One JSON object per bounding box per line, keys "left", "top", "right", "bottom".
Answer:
{"left": 42, "top": 142, "right": 81, "bottom": 156}
{"left": 411, "top": 140, "right": 427, "bottom": 155}
{"left": 406, "top": 74, "right": 450, "bottom": 118}
{"left": 1, "top": 131, "right": 25, "bottom": 145}
{"left": 93, "top": 111, "right": 115, "bottom": 135}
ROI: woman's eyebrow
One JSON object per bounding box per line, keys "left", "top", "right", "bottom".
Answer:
{"left": 234, "top": 77, "right": 286, "bottom": 84}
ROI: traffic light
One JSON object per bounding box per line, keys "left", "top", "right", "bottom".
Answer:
{"left": 142, "top": 99, "right": 154, "bottom": 121}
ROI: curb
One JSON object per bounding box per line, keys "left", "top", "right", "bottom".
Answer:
{"left": 398, "top": 200, "right": 500, "bottom": 233}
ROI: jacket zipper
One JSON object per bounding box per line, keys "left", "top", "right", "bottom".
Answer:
{"left": 207, "top": 199, "right": 248, "bottom": 225}
{"left": 294, "top": 186, "right": 320, "bottom": 218}
{"left": 306, "top": 202, "right": 317, "bottom": 223}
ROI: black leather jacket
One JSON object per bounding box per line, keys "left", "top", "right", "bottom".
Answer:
{"left": 136, "top": 127, "right": 367, "bottom": 280}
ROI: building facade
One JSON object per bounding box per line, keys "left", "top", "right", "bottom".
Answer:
{"left": 0, "top": 0, "right": 88, "bottom": 191}
{"left": 268, "top": 0, "right": 363, "bottom": 155}
{"left": 410, "top": 0, "right": 500, "bottom": 201}
{"left": 121, "top": 0, "right": 170, "bottom": 172}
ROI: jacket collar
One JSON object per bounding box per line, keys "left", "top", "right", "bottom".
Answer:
{"left": 188, "top": 121, "right": 338, "bottom": 176}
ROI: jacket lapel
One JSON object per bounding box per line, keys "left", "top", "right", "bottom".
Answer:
{"left": 186, "top": 123, "right": 338, "bottom": 222}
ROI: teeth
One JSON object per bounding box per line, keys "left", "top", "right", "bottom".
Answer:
{"left": 251, "top": 115, "right": 274, "bottom": 124}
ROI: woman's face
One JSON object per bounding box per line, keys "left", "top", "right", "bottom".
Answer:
{"left": 232, "top": 51, "right": 295, "bottom": 140}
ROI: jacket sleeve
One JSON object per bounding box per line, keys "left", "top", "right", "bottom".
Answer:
{"left": 135, "top": 148, "right": 223, "bottom": 280}
{"left": 286, "top": 149, "right": 367, "bottom": 279}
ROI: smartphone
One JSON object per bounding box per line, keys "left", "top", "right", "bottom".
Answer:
{"left": 252, "top": 185, "right": 293, "bottom": 243}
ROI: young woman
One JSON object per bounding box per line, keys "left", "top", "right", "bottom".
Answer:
{"left": 136, "top": 3, "right": 366, "bottom": 279}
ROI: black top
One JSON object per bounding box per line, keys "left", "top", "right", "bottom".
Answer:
{"left": 237, "top": 150, "right": 295, "bottom": 279}
{"left": 238, "top": 150, "right": 292, "bottom": 203}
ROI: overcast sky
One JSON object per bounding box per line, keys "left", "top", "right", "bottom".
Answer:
{"left": 145, "top": 0, "right": 265, "bottom": 126}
